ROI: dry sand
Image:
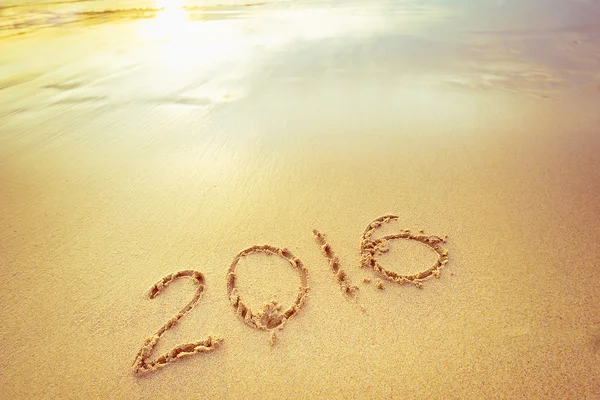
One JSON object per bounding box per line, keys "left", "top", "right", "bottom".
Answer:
{"left": 1, "top": 0, "right": 600, "bottom": 398}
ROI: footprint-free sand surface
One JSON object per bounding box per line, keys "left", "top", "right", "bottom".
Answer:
{"left": 1, "top": 0, "right": 600, "bottom": 398}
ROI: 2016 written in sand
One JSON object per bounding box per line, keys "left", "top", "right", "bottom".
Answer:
{"left": 132, "top": 215, "right": 450, "bottom": 375}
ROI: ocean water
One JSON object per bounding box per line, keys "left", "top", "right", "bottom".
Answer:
{"left": 2, "top": 0, "right": 600, "bottom": 38}
{"left": 0, "top": 0, "right": 297, "bottom": 38}
{"left": 2, "top": 0, "right": 599, "bottom": 102}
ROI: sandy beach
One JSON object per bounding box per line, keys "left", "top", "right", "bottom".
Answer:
{"left": 1, "top": 0, "right": 600, "bottom": 398}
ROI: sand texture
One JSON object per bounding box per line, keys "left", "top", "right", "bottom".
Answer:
{"left": 1, "top": 0, "right": 600, "bottom": 398}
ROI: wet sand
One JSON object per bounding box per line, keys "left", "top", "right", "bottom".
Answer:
{"left": 1, "top": 0, "right": 600, "bottom": 398}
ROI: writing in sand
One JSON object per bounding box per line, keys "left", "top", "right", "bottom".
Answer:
{"left": 132, "top": 215, "right": 450, "bottom": 374}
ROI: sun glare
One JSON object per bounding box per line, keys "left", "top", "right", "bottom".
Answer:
{"left": 137, "top": 0, "right": 251, "bottom": 68}
{"left": 140, "top": 0, "right": 188, "bottom": 40}
{"left": 156, "top": 0, "right": 184, "bottom": 10}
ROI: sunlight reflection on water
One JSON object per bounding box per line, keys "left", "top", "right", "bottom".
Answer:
{"left": 1, "top": 0, "right": 599, "bottom": 119}
{"left": 144, "top": 0, "right": 188, "bottom": 40}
